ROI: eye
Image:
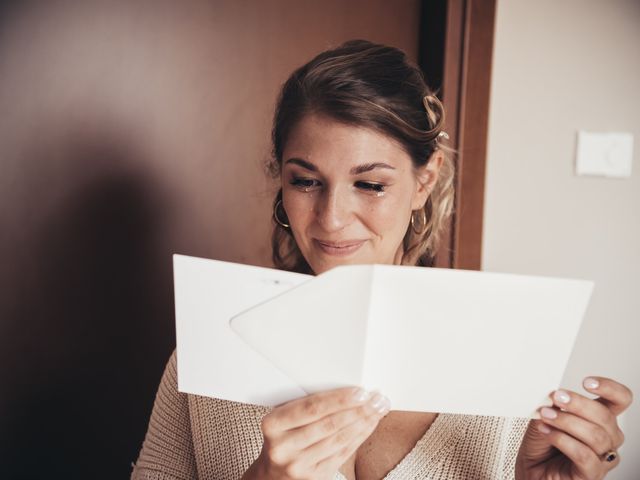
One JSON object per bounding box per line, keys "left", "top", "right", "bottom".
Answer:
{"left": 290, "top": 177, "right": 321, "bottom": 192}
{"left": 355, "top": 181, "right": 386, "bottom": 195}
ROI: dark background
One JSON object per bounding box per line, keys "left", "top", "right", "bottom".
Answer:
{"left": 0, "top": 1, "right": 447, "bottom": 478}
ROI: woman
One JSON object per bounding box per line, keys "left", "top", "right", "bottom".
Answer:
{"left": 132, "top": 40, "right": 632, "bottom": 480}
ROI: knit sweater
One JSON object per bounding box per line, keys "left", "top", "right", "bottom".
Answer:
{"left": 131, "top": 352, "right": 529, "bottom": 479}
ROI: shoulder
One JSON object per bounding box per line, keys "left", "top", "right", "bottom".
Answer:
{"left": 187, "top": 393, "right": 271, "bottom": 437}
{"left": 185, "top": 389, "right": 271, "bottom": 477}
{"left": 146, "top": 351, "right": 271, "bottom": 477}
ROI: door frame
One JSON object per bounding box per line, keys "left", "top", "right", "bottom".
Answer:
{"left": 420, "top": 0, "right": 497, "bottom": 270}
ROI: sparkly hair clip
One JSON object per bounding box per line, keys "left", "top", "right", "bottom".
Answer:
{"left": 423, "top": 95, "right": 449, "bottom": 142}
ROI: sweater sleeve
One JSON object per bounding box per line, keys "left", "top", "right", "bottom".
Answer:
{"left": 131, "top": 351, "right": 198, "bottom": 480}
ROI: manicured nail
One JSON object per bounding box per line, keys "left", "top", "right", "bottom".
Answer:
{"left": 554, "top": 390, "right": 571, "bottom": 404}
{"left": 583, "top": 377, "right": 600, "bottom": 390}
{"left": 370, "top": 393, "right": 390, "bottom": 413}
{"left": 537, "top": 422, "right": 552, "bottom": 434}
{"left": 352, "top": 388, "right": 370, "bottom": 403}
{"left": 376, "top": 399, "right": 391, "bottom": 414}
{"left": 540, "top": 407, "right": 558, "bottom": 419}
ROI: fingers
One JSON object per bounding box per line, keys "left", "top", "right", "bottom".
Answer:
{"left": 538, "top": 407, "right": 619, "bottom": 456}
{"left": 534, "top": 421, "right": 614, "bottom": 478}
{"left": 263, "top": 393, "right": 388, "bottom": 479}
{"left": 582, "top": 376, "right": 634, "bottom": 416}
{"left": 548, "top": 387, "right": 624, "bottom": 448}
{"left": 258, "top": 387, "right": 390, "bottom": 479}
{"left": 533, "top": 376, "right": 632, "bottom": 477}
{"left": 282, "top": 392, "right": 391, "bottom": 450}
{"left": 310, "top": 407, "right": 383, "bottom": 468}
{"left": 263, "top": 386, "right": 371, "bottom": 432}
{"left": 541, "top": 377, "right": 631, "bottom": 453}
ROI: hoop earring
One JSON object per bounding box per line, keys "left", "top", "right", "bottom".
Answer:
{"left": 273, "top": 199, "right": 290, "bottom": 228}
{"left": 410, "top": 208, "right": 428, "bottom": 235}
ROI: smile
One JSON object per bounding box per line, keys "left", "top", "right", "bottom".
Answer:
{"left": 314, "top": 239, "right": 366, "bottom": 256}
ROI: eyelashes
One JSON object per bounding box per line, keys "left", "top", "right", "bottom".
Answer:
{"left": 355, "top": 181, "right": 385, "bottom": 193}
{"left": 289, "top": 178, "right": 319, "bottom": 191}
{"left": 289, "top": 177, "right": 387, "bottom": 196}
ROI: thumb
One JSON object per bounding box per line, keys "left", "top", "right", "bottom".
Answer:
{"left": 520, "top": 420, "right": 556, "bottom": 464}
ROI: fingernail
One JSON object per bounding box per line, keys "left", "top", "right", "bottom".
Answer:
{"left": 537, "top": 422, "right": 552, "bottom": 434}
{"left": 352, "top": 388, "right": 370, "bottom": 403}
{"left": 553, "top": 390, "right": 571, "bottom": 404}
{"left": 540, "top": 407, "right": 558, "bottom": 419}
{"left": 584, "top": 377, "right": 600, "bottom": 390}
{"left": 370, "top": 393, "right": 390, "bottom": 413}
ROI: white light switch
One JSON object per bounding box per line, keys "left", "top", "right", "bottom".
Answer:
{"left": 576, "top": 131, "right": 633, "bottom": 178}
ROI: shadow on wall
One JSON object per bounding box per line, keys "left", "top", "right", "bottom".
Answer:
{"left": 0, "top": 130, "right": 176, "bottom": 479}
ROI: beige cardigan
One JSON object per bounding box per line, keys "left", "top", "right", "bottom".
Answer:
{"left": 131, "top": 352, "right": 529, "bottom": 479}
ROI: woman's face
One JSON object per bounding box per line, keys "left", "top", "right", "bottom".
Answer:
{"left": 281, "top": 113, "right": 442, "bottom": 275}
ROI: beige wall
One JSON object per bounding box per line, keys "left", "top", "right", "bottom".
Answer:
{"left": 484, "top": 0, "right": 640, "bottom": 477}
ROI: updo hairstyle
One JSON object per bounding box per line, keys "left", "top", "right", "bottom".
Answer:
{"left": 268, "top": 40, "right": 455, "bottom": 273}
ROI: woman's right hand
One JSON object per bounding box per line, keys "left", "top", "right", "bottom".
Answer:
{"left": 243, "top": 387, "right": 390, "bottom": 480}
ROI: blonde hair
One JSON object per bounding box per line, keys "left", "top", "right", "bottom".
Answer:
{"left": 269, "top": 40, "right": 455, "bottom": 273}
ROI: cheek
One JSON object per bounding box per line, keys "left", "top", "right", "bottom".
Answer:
{"left": 282, "top": 191, "right": 314, "bottom": 230}
{"left": 362, "top": 195, "right": 412, "bottom": 236}
{"left": 282, "top": 187, "right": 413, "bottom": 240}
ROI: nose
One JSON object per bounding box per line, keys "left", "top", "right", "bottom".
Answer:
{"left": 315, "top": 186, "right": 353, "bottom": 232}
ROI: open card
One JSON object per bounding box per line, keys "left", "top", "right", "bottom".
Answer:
{"left": 174, "top": 254, "right": 593, "bottom": 418}
{"left": 229, "top": 264, "right": 593, "bottom": 418}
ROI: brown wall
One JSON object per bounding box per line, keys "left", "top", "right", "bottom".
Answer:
{"left": 0, "top": 1, "right": 422, "bottom": 477}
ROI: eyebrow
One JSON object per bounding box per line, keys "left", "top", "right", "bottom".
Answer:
{"left": 285, "top": 158, "right": 317, "bottom": 171}
{"left": 350, "top": 162, "right": 396, "bottom": 175}
{"left": 284, "top": 158, "right": 395, "bottom": 175}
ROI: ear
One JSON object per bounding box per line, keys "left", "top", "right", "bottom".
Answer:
{"left": 411, "top": 150, "right": 444, "bottom": 210}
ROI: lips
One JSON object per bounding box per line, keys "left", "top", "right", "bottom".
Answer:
{"left": 314, "top": 239, "right": 366, "bottom": 256}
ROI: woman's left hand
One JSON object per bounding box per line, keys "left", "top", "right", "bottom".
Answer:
{"left": 516, "top": 376, "right": 633, "bottom": 480}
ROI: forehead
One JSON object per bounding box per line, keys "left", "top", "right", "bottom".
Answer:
{"left": 283, "top": 113, "right": 412, "bottom": 171}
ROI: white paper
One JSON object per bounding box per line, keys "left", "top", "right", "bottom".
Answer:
{"left": 173, "top": 254, "right": 310, "bottom": 405}
{"left": 229, "top": 264, "right": 593, "bottom": 418}
{"left": 174, "top": 254, "right": 593, "bottom": 418}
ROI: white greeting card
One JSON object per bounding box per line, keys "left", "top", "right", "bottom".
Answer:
{"left": 175, "top": 254, "right": 593, "bottom": 417}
